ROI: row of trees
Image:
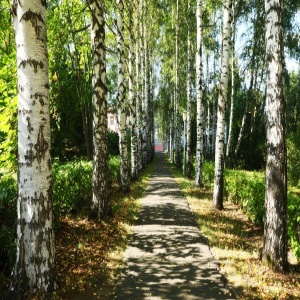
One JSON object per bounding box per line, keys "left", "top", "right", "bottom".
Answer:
{"left": 155, "top": 0, "right": 299, "bottom": 274}
{"left": 1, "top": 0, "right": 300, "bottom": 297}
{"left": 1, "top": 0, "right": 158, "bottom": 297}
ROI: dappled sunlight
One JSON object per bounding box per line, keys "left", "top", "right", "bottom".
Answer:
{"left": 186, "top": 193, "right": 300, "bottom": 299}
{"left": 114, "top": 153, "right": 235, "bottom": 300}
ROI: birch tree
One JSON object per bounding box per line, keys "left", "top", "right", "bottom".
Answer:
{"left": 90, "top": 0, "right": 112, "bottom": 220}
{"left": 185, "top": 0, "right": 192, "bottom": 178}
{"left": 225, "top": 0, "right": 236, "bottom": 160}
{"left": 213, "top": 0, "right": 232, "bottom": 209}
{"left": 10, "top": 0, "right": 56, "bottom": 295}
{"left": 128, "top": 0, "right": 139, "bottom": 180}
{"left": 174, "top": 0, "right": 181, "bottom": 168}
{"left": 262, "top": 0, "right": 288, "bottom": 274}
{"left": 195, "top": 0, "right": 204, "bottom": 187}
{"left": 136, "top": 0, "right": 143, "bottom": 173}
{"left": 117, "top": 0, "right": 130, "bottom": 192}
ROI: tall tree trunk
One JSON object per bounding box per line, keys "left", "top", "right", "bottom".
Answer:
{"left": 186, "top": 0, "right": 192, "bottom": 178}
{"left": 136, "top": 0, "right": 143, "bottom": 173}
{"left": 144, "top": 36, "right": 150, "bottom": 164}
{"left": 169, "top": 99, "right": 174, "bottom": 163}
{"left": 262, "top": 0, "right": 288, "bottom": 274}
{"left": 10, "top": 0, "right": 56, "bottom": 295}
{"left": 117, "top": 0, "right": 130, "bottom": 192}
{"left": 226, "top": 0, "right": 236, "bottom": 161}
{"left": 213, "top": 0, "right": 232, "bottom": 210}
{"left": 90, "top": 0, "right": 112, "bottom": 220}
{"left": 129, "top": 0, "right": 138, "bottom": 180}
{"left": 175, "top": 0, "right": 181, "bottom": 168}
{"left": 195, "top": 0, "right": 204, "bottom": 187}
{"left": 140, "top": 0, "right": 147, "bottom": 168}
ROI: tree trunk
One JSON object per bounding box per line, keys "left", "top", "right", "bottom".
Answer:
{"left": 174, "top": 0, "right": 181, "bottom": 168}
{"left": 262, "top": 0, "right": 288, "bottom": 274}
{"left": 195, "top": 0, "right": 204, "bottom": 187}
{"left": 117, "top": 0, "right": 130, "bottom": 192}
{"left": 136, "top": 0, "right": 143, "bottom": 173}
{"left": 129, "top": 0, "right": 138, "bottom": 180}
{"left": 186, "top": 0, "right": 192, "bottom": 178}
{"left": 90, "top": 0, "right": 112, "bottom": 220}
{"left": 213, "top": 0, "right": 232, "bottom": 210}
{"left": 10, "top": 0, "right": 56, "bottom": 295}
{"left": 226, "top": 0, "right": 236, "bottom": 161}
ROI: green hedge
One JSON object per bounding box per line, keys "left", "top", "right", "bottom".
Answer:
{"left": 224, "top": 169, "right": 300, "bottom": 261}
{"left": 200, "top": 161, "right": 300, "bottom": 260}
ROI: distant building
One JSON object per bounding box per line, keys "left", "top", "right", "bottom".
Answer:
{"left": 107, "top": 108, "right": 119, "bottom": 133}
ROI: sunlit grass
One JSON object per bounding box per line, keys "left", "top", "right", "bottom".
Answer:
{"left": 167, "top": 157, "right": 300, "bottom": 300}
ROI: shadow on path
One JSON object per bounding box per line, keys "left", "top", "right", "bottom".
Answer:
{"left": 114, "top": 152, "right": 235, "bottom": 300}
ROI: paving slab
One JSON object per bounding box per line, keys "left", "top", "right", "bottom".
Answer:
{"left": 114, "top": 152, "right": 236, "bottom": 300}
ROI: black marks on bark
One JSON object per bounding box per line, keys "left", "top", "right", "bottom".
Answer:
{"left": 21, "top": 10, "right": 45, "bottom": 37}
{"left": 10, "top": 0, "right": 19, "bottom": 16}
{"left": 34, "top": 125, "right": 49, "bottom": 164}
{"left": 19, "top": 108, "right": 32, "bottom": 116}
{"left": 19, "top": 58, "right": 44, "bottom": 73}
{"left": 26, "top": 116, "right": 34, "bottom": 134}
{"left": 41, "top": 0, "right": 47, "bottom": 8}
{"left": 31, "top": 93, "right": 46, "bottom": 106}
{"left": 24, "top": 143, "right": 34, "bottom": 166}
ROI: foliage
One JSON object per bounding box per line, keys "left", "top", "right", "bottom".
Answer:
{"left": 0, "top": 0, "right": 17, "bottom": 172}
{"left": 52, "top": 160, "right": 93, "bottom": 218}
{"left": 0, "top": 172, "right": 17, "bottom": 282}
{"left": 0, "top": 97, "right": 17, "bottom": 171}
{"left": 288, "top": 192, "right": 300, "bottom": 260}
{"left": 287, "top": 131, "right": 300, "bottom": 186}
{"left": 108, "top": 130, "right": 119, "bottom": 156}
{"left": 225, "top": 170, "right": 265, "bottom": 226}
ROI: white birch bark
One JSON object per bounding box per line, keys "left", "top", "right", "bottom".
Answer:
{"left": 143, "top": 36, "right": 150, "bottom": 164}
{"left": 195, "top": 0, "right": 204, "bottom": 187}
{"left": 175, "top": 0, "right": 181, "bottom": 168}
{"left": 226, "top": 0, "right": 235, "bottom": 160}
{"left": 136, "top": 0, "right": 143, "bottom": 172}
{"left": 90, "top": 0, "right": 112, "bottom": 220}
{"left": 11, "top": 0, "right": 56, "bottom": 295}
{"left": 129, "top": 0, "right": 138, "bottom": 180}
{"left": 213, "top": 0, "right": 232, "bottom": 209}
{"left": 186, "top": 0, "right": 192, "bottom": 178}
{"left": 117, "top": 0, "right": 130, "bottom": 192}
{"left": 262, "top": 0, "right": 288, "bottom": 273}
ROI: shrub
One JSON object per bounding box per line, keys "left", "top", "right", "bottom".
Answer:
{"left": 108, "top": 130, "right": 119, "bottom": 156}
{"left": 52, "top": 159, "right": 93, "bottom": 218}
{"left": 225, "top": 170, "right": 265, "bottom": 226}
{"left": 202, "top": 160, "right": 214, "bottom": 187}
{"left": 0, "top": 172, "right": 17, "bottom": 275}
{"left": 288, "top": 192, "right": 300, "bottom": 260}
{"left": 52, "top": 156, "right": 121, "bottom": 219}
{"left": 287, "top": 133, "right": 300, "bottom": 186}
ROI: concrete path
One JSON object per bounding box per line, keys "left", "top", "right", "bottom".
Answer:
{"left": 114, "top": 152, "right": 235, "bottom": 300}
